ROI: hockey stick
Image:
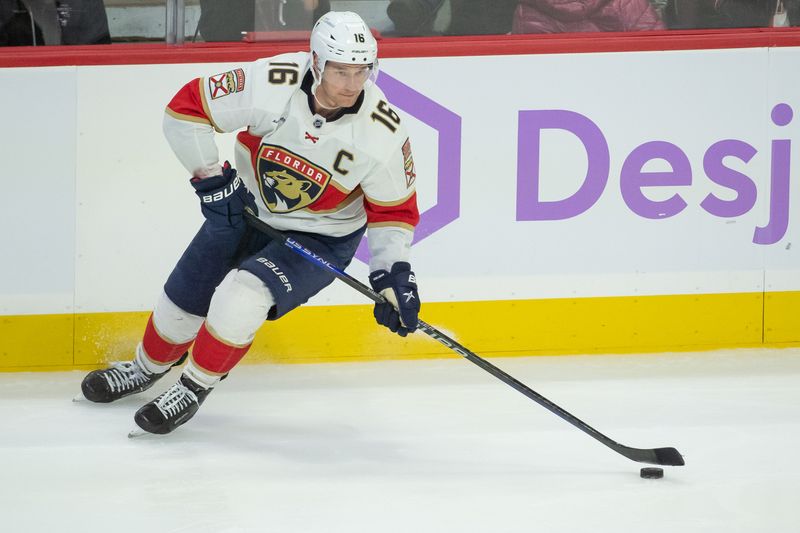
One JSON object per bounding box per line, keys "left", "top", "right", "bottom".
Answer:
{"left": 244, "top": 208, "right": 685, "bottom": 467}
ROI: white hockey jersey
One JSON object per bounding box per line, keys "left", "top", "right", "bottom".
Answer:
{"left": 162, "top": 52, "right": 419, "bottom": 272}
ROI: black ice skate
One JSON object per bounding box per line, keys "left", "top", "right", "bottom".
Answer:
{"left": 131, "top": 374, "right": 212, "bottom": 436}
{"left": 81, "top": 353, "right": 187, "bottom": 403}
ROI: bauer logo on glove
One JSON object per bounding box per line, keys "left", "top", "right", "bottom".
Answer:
{"left": 199, "top": 175, "right": 242, "bottom": 203}
{"left": 190, "top": 161, "right": 257, "bottom": 229}
{"left": 369, "top": 262, "right": 420, "bottom": 337}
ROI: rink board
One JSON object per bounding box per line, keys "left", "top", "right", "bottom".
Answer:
{"left": 2, "top": 37, "right": 800, "bottom": 370}
{"left": 2, "top": 291, "right": 798, "bottom": 371}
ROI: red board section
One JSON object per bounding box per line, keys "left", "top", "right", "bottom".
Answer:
{"left": 2, "top": 28, "right": 800, "bottom": 68}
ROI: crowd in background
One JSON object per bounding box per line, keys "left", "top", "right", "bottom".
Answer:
{"left": 392, "top": 0, "right": 800, "bottom": 36}
{"left": 1, "top": 0, "right": 109, "bottom": 45}
{"left": 2, "top": 0, "right": 800, "bottom": 46}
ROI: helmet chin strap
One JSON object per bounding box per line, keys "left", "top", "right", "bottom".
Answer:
{"left": 311, "top": 62, "right": 341, "bottom": 112}
{"left": 312, "top": 86, "right": 340, "bottom": 111}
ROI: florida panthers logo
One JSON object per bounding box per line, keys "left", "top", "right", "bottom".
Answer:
{"left": 256, "top": 145, "right": 331, "bottom": 213}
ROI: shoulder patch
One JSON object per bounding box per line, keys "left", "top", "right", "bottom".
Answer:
{"left": 402, "top": 138, "right": 416, "bottom": 188}
{"left": 208, "top": 68, "right": 246, "bottom": 100}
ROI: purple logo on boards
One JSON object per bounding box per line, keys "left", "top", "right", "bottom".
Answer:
{"left": 516, "top": 104, "right": 795, "bottom": 245}
{"left": 353, "top": 72, "right": 462, "bottom": 264}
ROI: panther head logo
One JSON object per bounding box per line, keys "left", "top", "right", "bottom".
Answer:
{"left": 257, "top": 145, "right": 331, "bottom": 213}
{"left": 262, "top": 170, "right": 314, "bottom": 212}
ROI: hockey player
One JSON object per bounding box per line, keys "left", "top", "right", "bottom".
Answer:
{"left": 80, "top": 11, "right": 421, "bottom": 435}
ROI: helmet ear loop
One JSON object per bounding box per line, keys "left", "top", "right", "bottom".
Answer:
{"left": 311, "top": 52, "right": 324, "bottom": 91}
{"left": 365, "top": 57, "right": 380, "bottom": 88}
{"left": 310, "top": 53, "right": 327, "bottom": 107}
{"left": 310, "top": 55, "right": 341, "bottom": 112}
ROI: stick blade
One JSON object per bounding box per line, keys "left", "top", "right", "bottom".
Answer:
{"left": 616, "top": 444, "right": 685, "bottom": 466}
{"left": 653, "top": 447, "right": 685, "bottom": 466}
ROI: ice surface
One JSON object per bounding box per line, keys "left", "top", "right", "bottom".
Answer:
{"left": 1, "top": 348, "right": 799, "bottom": 533}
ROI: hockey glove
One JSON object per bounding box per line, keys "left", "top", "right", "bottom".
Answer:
{"left": 369, "top": 262, "right": 420, "bottom": 337}
{"left": 190, "top": 161, "right": 257, "bottom": 229}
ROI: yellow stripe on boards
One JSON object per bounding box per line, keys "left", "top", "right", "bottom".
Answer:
{"left": 74, "top": 311, "right": 151, "bottom": 366}
{"left": 1, "top": 292, "right": 798, "bottom": 371}
{"left": 0, "top": 313, "right": 73, "bottom": 369}
{"left": 765, "top": 291, "right": 800, "bottom": 344}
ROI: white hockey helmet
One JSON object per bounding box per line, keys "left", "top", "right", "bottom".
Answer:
{"left": 310, "top": 11, "right": 379, "bottom": 86}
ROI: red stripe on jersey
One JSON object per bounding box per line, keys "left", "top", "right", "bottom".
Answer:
{"left": 364, "top": 193, "right": 419, "bottom": 227}
{"left": 166, "top": 78, "right": 208, "bottom": 121}
{"left": 307, "top": 186, "right": 354, "bottom": 212}
{"left": 191, "top": 323, "right": 251, "bottom": 374}
{"left": 238, "top": 133, "right": 361, "bottom": 213}
{"left": 237, "top": 130, "right": 262, "bottom": 170}
{"left": 142, "top": 314, "right": 194, "bottom": 364}
{"left": 238, "top": 131, "right": 416, "bottom": 220}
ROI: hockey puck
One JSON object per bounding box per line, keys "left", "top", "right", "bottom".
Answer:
{"left": 640, "top": 467, "right": 664, "bottom": 479}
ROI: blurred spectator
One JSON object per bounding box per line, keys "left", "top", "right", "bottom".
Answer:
{"left": 790, "top": 0, "right": 800, "bottom": 24}
{"left": 648, "top": 0, "right": 668, "bottom": 17}
{"left": 764, "top": 0, "right": 799, "bottom": 25}
{"left": 197, "top": 0, "right": 330, "bottom": 42}
{"left": 386, "top": 0, "right": 444, "bottom": 36}
{"left": 664, "top": 0, "right": 799, "bottom": 29}
{"left": 447, "top": 0, "right": 517, "bottom": 35}
{"left": 512, "top": 0, "right": 666, "bottom": 34}
{"left": 57, "top": 0, "right": 111, "bottom": 44}
{"left": 197, "top": 0, "right": 253, "bottom": 41}
{"left": 0, "top": 0, "right": 109, "bottom": 45}
{"left": 1, "top": 1, "right": 45, "bottom": 45}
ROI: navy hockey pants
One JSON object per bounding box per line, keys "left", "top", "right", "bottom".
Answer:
{"left": 164, "top": 220, "right": 365, "bottom": 320}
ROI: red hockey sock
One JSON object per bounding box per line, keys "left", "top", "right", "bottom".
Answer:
{"left": 141, "top": 314, "right": 194, "bottom": 364}
{"left": 190, "top": 322, "right": 252, "bottom": 375}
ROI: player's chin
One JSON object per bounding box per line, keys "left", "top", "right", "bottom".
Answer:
{"left": 337, "top": 94, "right": 359, "bottom": 107}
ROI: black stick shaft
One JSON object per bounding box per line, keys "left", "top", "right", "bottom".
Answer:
{"left": 244, "top": 210, "right": 684, "bottom": 467}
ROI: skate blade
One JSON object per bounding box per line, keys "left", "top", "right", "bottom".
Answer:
{"left": 127, "top": 427, "right": 150, "bottom": 439}
{"left": 72, "top": 393, "right": 86, "bottom": 403}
